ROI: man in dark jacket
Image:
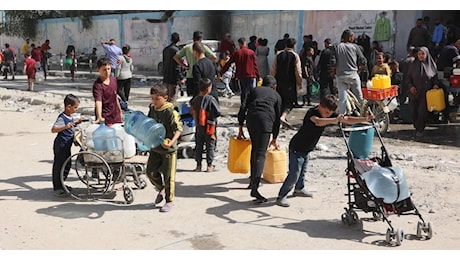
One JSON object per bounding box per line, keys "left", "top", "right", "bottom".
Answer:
{"left": 317, "top": 38, "right": 337, "bottom": 99}
{"left": 162, "top": 32, "right": 184, "bottom": 105}
{"left": 270, "top": 37, "right": 302, "bottom": 129}
{"left": 237, "top": 75, "right": 282, "bottom": 203}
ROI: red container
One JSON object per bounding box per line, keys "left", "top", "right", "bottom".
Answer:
{"left": 362, "top": 85, "right": 398, "bottom": 100}
{"left": 450, "top": 75, "right": 460, "bottom": 87}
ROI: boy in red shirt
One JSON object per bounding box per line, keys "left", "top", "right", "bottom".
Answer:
{"left": 23, "top": 53, "right": 37, "bottom": 91}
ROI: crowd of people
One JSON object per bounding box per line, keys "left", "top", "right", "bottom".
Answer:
{"left": 41, "top": 16, "right": 460, "bottom": 212}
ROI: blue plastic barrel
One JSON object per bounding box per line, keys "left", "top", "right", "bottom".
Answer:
{"left": 348, "top": 124, "right": 375, "bottom": 159}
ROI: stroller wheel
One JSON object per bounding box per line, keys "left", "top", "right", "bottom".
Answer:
{"left": 426, "top": 222, "right": 433, "bottom": 239}
{"left": 395, "top": 228, "right": 404, "bottom": 246}
{"left": 385, "top": 228, "right": 392, "bottom": 243}
{"left": 341, "top": 213, "right": 349, "bottom": 224}
{"left": 350, "top": 209, "right": 359, "bottom": 223}
{"left": 373, "top": 211, "right": 383, "bottom": 221}
{"left": 416, "top": 220, "right": 423, "bottom": 238}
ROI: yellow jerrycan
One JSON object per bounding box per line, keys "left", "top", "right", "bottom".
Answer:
{"left": 426, "top": 88, "right": 446, "bottom": 112}
{"left": 262, "top": 147, "right": 287, "bottom": 183}
{"left": 371, "top": 74, "right": 391, "bottom": 89}
{"left": 227, "top": 137, "right": 251, "bottom": 174}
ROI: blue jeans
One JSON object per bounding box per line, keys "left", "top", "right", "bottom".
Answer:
{"left": 238, "top": 77, "right": 256, "bottom": 106}
{"left": 277, "top": 148, "right": 309, "bottom": 199}
{"left": 335, "top": 73, "right": 362, "bottom": 114}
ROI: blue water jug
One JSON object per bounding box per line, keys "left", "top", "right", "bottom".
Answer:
{"left": 124, "top": 110, "right": 166, "bottom": 149}
{"left": 92, "top": 119, "right": 119, "bottom": 151}
{"left": 348, "top": 124, "right": 374, "bottom": 159}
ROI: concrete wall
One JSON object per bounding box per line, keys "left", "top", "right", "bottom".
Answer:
{"left": 2, "top": 10, "right": 451, "bottom": 71}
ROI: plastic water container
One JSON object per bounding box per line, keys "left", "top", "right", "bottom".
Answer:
{"left": 92, "top": 120, "right": 119, "bottom": 151}
{"left": 362, "top": 165, "right": 411, "bottom": 203}
{"left": 83, "top": 123, "right": 100, "bottom": 149}
{"left": 426, "top": 88, "right": 446, "bottom": 112}
{"left": 371, "top": 75, "right": 391, "bottom": 89}
{"left": 263, "top": 149, "right": 287, "bottom": 183}
{"left": 180, "top": 116, "right": 196, "bottom": 142}
{"left": 348, "top": 124, "right": 375, "bottom": 159}
{"left": 111, "top": 123, "right": 136, "bottom": 158}
{"left": 124, "top": 110, "right": 166, "bottom": 149}
{"left": 176, "top": 97, "right": 192, "bottom": 115}
{"left": 227, "top": 137, "right": 251, "bottom": 174}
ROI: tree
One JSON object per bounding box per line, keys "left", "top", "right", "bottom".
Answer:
{"left": 0, "top": 11, "right": 96, "bottom": 38}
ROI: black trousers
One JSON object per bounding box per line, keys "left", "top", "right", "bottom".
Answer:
{"left": 52, "top": 141, "right": 72, "bottom": 191}
{"left": 247, "top": 127, "right": 271, "bottom": 181}
{"left": 117, "top": 78, "right": 132, "bottom": 102}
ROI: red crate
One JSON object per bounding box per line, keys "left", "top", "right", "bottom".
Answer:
{"left": 450, "top": 75, "right": 460, "bottom": 87}
{"left": 362, "top": 85, "right": 398, "bottom": 100}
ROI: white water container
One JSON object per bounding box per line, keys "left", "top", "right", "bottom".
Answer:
{"left": 112, "top": 123, "right": 136, "bottom": 158}
{"left": 83, "top": 123, "right": 100, "bottom": 150}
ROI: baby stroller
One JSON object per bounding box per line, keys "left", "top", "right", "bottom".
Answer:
{"left": 339, "top": 120, "right": 433, "bottom": 246}
{"left": 60, "top": 120, "right": 148, "bottom": 204}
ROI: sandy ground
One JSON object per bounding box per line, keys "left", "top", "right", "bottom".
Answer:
{"left": 0, "top": 79, "right": 459, "bottom": 256}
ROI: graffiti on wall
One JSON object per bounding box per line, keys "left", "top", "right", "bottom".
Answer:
{"left": 124, "top": 20, "right": 169, "bottom": 69}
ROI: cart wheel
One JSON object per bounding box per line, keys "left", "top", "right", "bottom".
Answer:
{"left": 182, "top": 146, "right": 195, "bottom": 159}
{"left": 135, "top": 177, "right": 147, "bottom": 189}
{"left": 123, "top": 186, "right": 134, "bottom": 204}
{"left": 363, "top": 100, "right": 390, "bottom": 136}
{"left": 395, "top": 229, "right": 404, "bottom": 246}
{"left": 385, "top": 228, "right": 392, "bottom": 243}
{"left": 416, "top": 220, "right": 423, "bottom": 238}
{"left": 341, "top": 213, "right": 349, "bottom": 224}
{"left": 61, "top": 151, "right": 111, "bottom": 201}
{"left": 426, "top": 222, "right": 433, "bottom": 239}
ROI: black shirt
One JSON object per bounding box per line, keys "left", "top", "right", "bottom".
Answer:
{"left": 238, "top": 85, "right": 282, "bottom": 137}
{"left": 162, "top": 43, "right": 182, "bottom": 85}
{"left": 193, "top": 57, "right": 218, "bottom": 99}
{"left": 289, "top": 107, "right": 338, "bottom": 153}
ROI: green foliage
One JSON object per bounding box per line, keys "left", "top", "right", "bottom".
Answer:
{"left": 0, "top": 10, "right": 95, "bottom": 38}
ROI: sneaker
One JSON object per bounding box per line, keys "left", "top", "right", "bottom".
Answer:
{"left": 160, "top": 202, "right": 174, "bottom": 212}
{"left": 155, "top": 191, "right": 165, "bottom": 204}
{"left": 54, "top": 189, "right": 67, "bottom": 197}
{"left": 228, "top": 92, "right": 235, "bottom": 98}
{"left": 293, "top": 189, "right": 313, "bottom": 198}
{"left": 276, "top": 196, "right": 290, "bottom": 207}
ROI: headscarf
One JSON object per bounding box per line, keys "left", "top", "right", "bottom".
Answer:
{"left": 418, "top": 46, "right": 437, "bottom": 78}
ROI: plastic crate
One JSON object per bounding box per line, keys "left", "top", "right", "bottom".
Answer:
{"left": 362, "top": 85, "right": 398, "bottom": 100}
{"left": 450, "top": 75, "right": 460, "bottom": 87}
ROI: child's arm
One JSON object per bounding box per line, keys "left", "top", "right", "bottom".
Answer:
{"left": 310, "top": 115, "right": 341, "bottom": 127}
{"left": 340, "top": 111, "right": 375, "bottom": 125}
{"left": 161, "top": 130, "right": 181, "bottom": 149}
{"left": 51, "top": 121, "right": 75, "bottom": 133}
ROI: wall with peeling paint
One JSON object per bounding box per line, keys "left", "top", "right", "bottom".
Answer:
{"left": 1, "top": 10, "right": 457, "bottom": 72}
